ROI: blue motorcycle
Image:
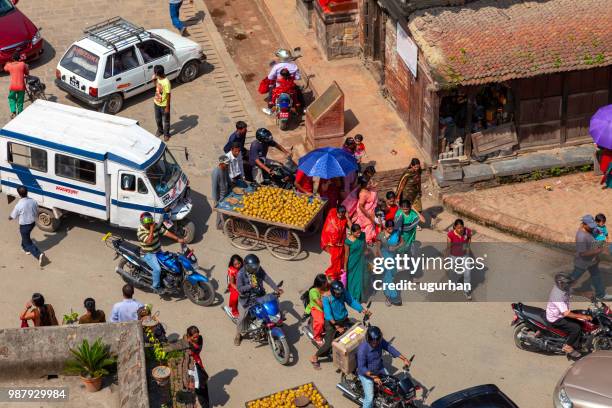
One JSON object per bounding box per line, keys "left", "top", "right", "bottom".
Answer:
{"left": 103, "top": 233, "right": 215, "bottom": 306}
{"left": 224, "top": 282, "right": 290, "bottom": 365}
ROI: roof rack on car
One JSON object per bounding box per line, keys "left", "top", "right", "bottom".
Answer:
{"left": 83, "top": 17, "right": 147, "bottom": 52}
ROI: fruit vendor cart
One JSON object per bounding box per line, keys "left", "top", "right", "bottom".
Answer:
{"left": 214, "top": 185, "right": 327, "bottom": 260}
{"left": 245, "top": 382, "right": 332, "bottom": 408}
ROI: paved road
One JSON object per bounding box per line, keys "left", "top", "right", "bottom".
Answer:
{"left": 0, "top": 1, "right": 604, "bottom": 407}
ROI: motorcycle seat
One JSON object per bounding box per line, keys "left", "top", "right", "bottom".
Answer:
{"left": 521, "top": 305, "right": 552, "bottom": 328}
{"left": 118, "top": 240, "right": 141, "bottom": 257}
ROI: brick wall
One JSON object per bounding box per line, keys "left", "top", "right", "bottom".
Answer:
{"left": 313, "top": 2, "right": 360, "bottom": 60}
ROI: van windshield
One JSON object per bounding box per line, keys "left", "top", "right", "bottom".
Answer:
{"left": 146, "top": 149, "right": 181, "bottom": 197}
{"left": 60, "top": 45, "right": 99, "bottom": 81}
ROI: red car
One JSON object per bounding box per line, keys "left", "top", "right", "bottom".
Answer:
{"left": 0, "top": 0, "right": 43, "bottom": 66}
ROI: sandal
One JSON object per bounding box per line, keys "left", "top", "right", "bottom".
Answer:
{"left": 310, "top": 360, "right": 321, "bottom": 370}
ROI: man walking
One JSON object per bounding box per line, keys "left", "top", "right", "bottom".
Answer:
{"left": 212, "top": 155, "right": 231, "bottom": 229}
{"left": 4, "top": 52, "right": 29, "bottom": 118}
{"left": 153, "top": 65, "right": 171, "bottom": 141}
{"left": 110, "top": 284, "right": 144, "bottom": 322}
{"left": 169, "top": 0, "right": 193, "bottom": 36}
{"left": 9, "top": 187, "right": 46, "bottom": 266}
{"left": 570, "top": 215, "right": 612, "bottom": 301}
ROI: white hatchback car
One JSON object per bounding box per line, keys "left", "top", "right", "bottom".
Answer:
{"left": 55, "top": 17, "right": 206, "bottom": 114}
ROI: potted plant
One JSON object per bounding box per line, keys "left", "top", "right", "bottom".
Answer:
{"left": 64, "top": 338, "right": 116, "bottom": 392}
{"left": 63, "top": 310, "right": 79, "bottom": 325}
{"left": 146, "top": 329, "right": 171, "bottom": 387}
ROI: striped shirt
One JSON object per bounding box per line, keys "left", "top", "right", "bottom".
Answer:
{"left": 137, "top": 223, "right": 168, "bottom": 253}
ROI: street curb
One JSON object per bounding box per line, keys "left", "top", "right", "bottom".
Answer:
{"left": 196, "top": 0, "right": 268, "bottom": 130}
{"left": 442, "top": 194, "right": 573, "bottom": 245}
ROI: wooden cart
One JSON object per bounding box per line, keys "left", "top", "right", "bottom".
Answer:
{"left": 244, "top": 382, "right": 331, "bottom": 407}
{"left": 214, "top": 195, "right": 326, "bottom": 261}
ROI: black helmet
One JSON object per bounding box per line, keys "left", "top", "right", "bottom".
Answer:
{"left": 330, "top": 280, "right": 344, "bottom": 298}
{"left": 366, "top": 326, "right": 382, "bottom": 346}
{"left": 554, "top": 273, "right": 573, "bottom": 292}
{"left": 255, "top": 128, "right": 273, "bottom": 144}
{"left": 244, "top": 254, "right": 260, "bottom": 274}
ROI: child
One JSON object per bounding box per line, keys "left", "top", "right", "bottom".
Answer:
{"left": 384, "top": 191, "right": 398, "bottom": 221}
{"left": 226, "top": 254, "right": 243, "bottom": 318}
{"left": 593, "top": 214, "right": 608, "bottom": 247}
{"left": 354, "top": 134, "right": 366, "bottom": 164}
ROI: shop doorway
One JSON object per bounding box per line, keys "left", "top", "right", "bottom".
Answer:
{"left": 363, "top": 0, "right": 385, "bottom": 83}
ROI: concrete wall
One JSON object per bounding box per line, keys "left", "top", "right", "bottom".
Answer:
{"left": 0, "top": 322, "right": 148, "bottom": 408}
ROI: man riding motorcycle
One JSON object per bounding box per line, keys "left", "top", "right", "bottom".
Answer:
{"left": 310, "top": 280, "right": 369, "bottom": 369}
{"left": 357, "top": 326, "right": 412, "bottom": 408}
{"left": 263, "top": 49, "right": 303, "bottom": 115}
{"left": 248, "top": 128, "right": 290, "bottom": 184}
{"left": 545, "top": 272, "right": 592, "bottom": 359}
{"left": 234, "top": 254, "right": 284, "bottom": 346}
{"left": 136, "top": 212, "right": 185, "bottom": 294}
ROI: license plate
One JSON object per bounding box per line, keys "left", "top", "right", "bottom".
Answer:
{"left": 69, "top": 77, "right": 80, "bottom": 88}
{"left": 279, "top": 112, "right": 289, "bottom": 119}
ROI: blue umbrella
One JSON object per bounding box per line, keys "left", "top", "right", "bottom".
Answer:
{"left": 298, "top": 147, "right": 358, "bottom": 179}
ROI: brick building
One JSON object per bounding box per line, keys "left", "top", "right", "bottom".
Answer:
{"left": 358, "top": 0, "right": 612, "bottom": 163}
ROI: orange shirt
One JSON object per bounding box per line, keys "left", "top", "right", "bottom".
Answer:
{"left": 4, "top": 61, "right": 28, "bottom": 91}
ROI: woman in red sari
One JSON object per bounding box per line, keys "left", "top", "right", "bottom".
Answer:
{"left": 321, "top": 205, "right": 350, "bottom": 280}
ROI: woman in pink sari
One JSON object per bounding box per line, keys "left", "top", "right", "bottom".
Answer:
{"left": 353, "top": 176, "right": 378, "bottom": 244}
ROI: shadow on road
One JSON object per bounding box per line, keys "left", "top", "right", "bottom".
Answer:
{"left": 209, "top": 368, "right": 238, "bottom": 406}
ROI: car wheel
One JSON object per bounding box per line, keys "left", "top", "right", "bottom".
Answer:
{"left": 101, "top": 93, "right": 124, "bottom": 115}
{"left": 179, "top": 61, "right": 199, "bottom": 83}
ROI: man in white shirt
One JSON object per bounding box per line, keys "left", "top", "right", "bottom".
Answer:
{"left": 111, "top": 284, "right": 144, "bottom": 322}
{"left": 264, "top": 49, "right": 302, "bottom": 115}
{"left": 225, "top": 142, "right": 245, "bottom": 181}
{"left": 8, "top": 186, "right": 46, "bottom": 266}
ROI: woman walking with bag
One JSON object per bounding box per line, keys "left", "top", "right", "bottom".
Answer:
{"left": 185, "top": 326, "right": 210, "bottom": 408}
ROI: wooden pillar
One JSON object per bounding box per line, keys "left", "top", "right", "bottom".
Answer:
{"left": 560, "top": 72, "right": 568, "bottom": 145}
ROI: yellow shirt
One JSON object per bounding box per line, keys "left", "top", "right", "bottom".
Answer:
{"left": 154, "top": 77, "right": 171, "bottom": 107}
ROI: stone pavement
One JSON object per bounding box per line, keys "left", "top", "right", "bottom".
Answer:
{"left": 444, "top": 172, "right": 612, "bottom": 244}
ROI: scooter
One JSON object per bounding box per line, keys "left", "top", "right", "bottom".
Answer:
{"left": 334, "top": 304, "right": 420, "bottom": 407}
{"left": 103, "top": 233, "right": 215, "bottom": 306}
{"left": 262, "top": 149, "right": 298, "bottom": 190}
{"left": 224, "top": 281, "right": 291, "bottom": 365}
{"left": 511, "top": 300, "right": 612, "bottom": 355}
{"left": 275, "top": 92, "right": 294, "bottom": 131}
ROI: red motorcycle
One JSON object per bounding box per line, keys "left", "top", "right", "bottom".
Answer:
{"left": 511, "top": 300, "right": 612, "bottom": 355}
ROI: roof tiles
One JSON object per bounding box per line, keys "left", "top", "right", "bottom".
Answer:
{"left": 407, "top": 0, "right": 612, "bottom": 87}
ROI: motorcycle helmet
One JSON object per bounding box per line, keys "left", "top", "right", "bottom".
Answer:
{"left": 255, "top": 128, "right": 273, "bottom": 144}
{"left": 244, "top": 254, "right": 261, "bottom": 274}
{"left": 366, "top": 326, "right": 383, "bottom": 347}
{"left": 554, "top": 273, "right": 573, "bottom": 293}
{"left": 140, "top": 212, "right": 154, "bottom": 226}
{"left": 330, "top": 280, "right": 344, "bottom": 298}
{"left": 275, "top": 48, "right": 292, "bottom": 62}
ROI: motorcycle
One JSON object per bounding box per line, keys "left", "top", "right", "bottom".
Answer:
{"left": 25, "top": 75, "right": 47, "bottom": 102}
{"left": 223, "top": 281, "right": 291, "bottom": 365}
{"left": 261, "top": 150, "right": 298, "bottom": 190}
{"left": 103, "top": 233, "right": 215, "bottom": 306}
{"left": 511, "top": 300, "right": 612, "bottom": 355}
{"left": 275, "top": 91, "right": 295, "bottom": 131}
{"left": 334, "top": 303, "right": 420, "bottom": 407}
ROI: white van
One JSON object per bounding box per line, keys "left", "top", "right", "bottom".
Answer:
{"left": 0, "top": 100, "right": 195, "bottom": 241}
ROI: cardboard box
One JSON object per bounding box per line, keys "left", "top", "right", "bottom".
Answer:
{"left": 332, "top": 323, "right": 366, "bottom": 374}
